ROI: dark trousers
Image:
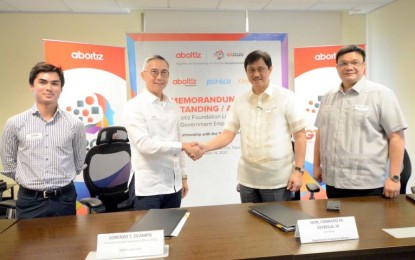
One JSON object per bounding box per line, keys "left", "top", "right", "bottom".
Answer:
{"left": 239, "top": 184, "right": 292, "bottom": 203}
{"left": 326, "top": 185, "right": 383, "bottom": 198}
{"left": 16, "top": 182, "right": 77, "bottom": 219}
{"left": 134, "top": 190, "right": 182, "bottom": 211}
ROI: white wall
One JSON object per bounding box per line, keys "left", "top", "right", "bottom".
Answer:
{"left": 367, "top": 0, "right": 415, "bottom": 191}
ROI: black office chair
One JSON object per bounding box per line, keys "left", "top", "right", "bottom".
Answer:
{"left": 79, "top": 126, "right": 134, "bottom": 213}
{"left": 0, "top": 180, "right": 17, "bottom": 219}
{"left": 400, "top": 148, "right": 412, "bottom": 194}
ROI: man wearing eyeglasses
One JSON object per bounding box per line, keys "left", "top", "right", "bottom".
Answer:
{"left": 124, "top": 55, "right": 202, "bottom": 210}
{"left": 313, "top": 45, "right": 407, "bottom": 199}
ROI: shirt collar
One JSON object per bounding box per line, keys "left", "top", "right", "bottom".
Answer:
{"left": 31, "top": 103, "right": 61, "bottom": 120}
{"left": 248, "top": 82, "right": 274, "bottom": 100}
{"left": 142, "top": 88, "right": 169, "bottom": 104}
{"left": 338, "top": 76, "right": 366, "bottom": 94}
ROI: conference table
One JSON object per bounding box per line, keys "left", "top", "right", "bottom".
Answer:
{"left": 1, "top": 195, "right": 415, "bottom": 259}
{"left": 0, "top": 219, "right": 17, "bottom": 235}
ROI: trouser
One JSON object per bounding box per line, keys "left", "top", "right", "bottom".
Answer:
{"left": 239, "top": 184, "right": 292, "bottom": 203}
{"left": 134, "top": 189, "right": 182, "bottom": 210}
{"left": 326, "top": 185, "right": 383, "bottom": 198}
{"left": 16, "top": 182, "right": 77, "bottom": 219}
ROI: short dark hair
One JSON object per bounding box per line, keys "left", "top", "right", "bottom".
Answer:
{"left": 29, "top": 62, "right": 65, "bottom": 87}
{"left": 244, "top": 50, "right": 272, "bottom": 71}
{"left": 336, "top": 45, "right": 366, "bottom": 63}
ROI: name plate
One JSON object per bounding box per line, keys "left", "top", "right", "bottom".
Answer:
{"left": 96, "top": 230, "right": 164, "bottom": 259}
{"left": 296, "top": 216, "right": 359, "bottom": 244}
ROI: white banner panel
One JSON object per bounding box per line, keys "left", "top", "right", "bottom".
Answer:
{"left": 127, "top": 33, "right": 288, "bottom": 206}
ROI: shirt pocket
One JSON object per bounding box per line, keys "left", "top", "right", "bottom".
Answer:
{"left": 319, "top": 106, "right": 340, "bottom": 126}
{"left": 352, "top": 110, "right": 368, "bottom": 127}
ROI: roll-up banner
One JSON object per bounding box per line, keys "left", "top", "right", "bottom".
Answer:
{"left": 44, "top": 40, "right": 127, "bottom": 213}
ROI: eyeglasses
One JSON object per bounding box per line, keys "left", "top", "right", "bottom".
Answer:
{"left": 337, "top": 61, "right": 364, "bottom": 69}
{"left": 146, "top": 69, "right": 169, "bottom": 78}
{"left": 247, "top": 67, "right": 269, "bottom": 75}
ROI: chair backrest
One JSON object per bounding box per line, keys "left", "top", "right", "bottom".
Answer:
{"left": 83, "top": 126, "right": 133, "bottom": 211}
{"left": 400, "top": 148, "right": 412, "bottom": 194}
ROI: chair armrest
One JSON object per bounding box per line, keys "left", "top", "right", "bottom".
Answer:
{"left": 0, "top": 199, "right": 17, "bottom": 209}
{"left": 306, "top": 183, "right": 321, "bottom": 193}
{"left": 79, "top": 197, "right": 104, "bottom": 209}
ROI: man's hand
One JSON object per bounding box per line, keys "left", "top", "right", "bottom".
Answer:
{"left": 287, "top": 171, "right": 303, "bottom": 192}
{"left": 181, "top": 179, "right": 189, "bottom": 198}
{"left": 182, "top": 142, "right": 204, "bottom": 160}
{"left": 313, "top": 165, "right": 323, "bottom": 183}
{"left": 383, "top": 178, "right": 401, "bottom": 198}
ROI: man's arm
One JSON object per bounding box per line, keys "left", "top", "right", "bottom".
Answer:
{"left": 72, "top": 122, "right": 87, "bottom": 173}
{"left": 313, "top": 130, "right": 323, "bottom": 182}
{"left": 0, "top": 121, "right": 18, "bottom": 180}
{"left": 287, "top": 129, "right": 306, "bottom": 192}
{"left": 201, "top": 130, "right": 236, "bottom": 153}
{"left": 383, "top": 130, "right": 405, "bottom": 198}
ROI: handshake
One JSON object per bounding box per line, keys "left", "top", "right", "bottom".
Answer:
{"left": 182, "top": 142, "right": 206, "bottom": 161}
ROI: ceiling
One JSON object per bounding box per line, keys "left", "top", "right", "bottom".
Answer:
{"left": 0, "top": 0, "right": 395, "bottom": 15}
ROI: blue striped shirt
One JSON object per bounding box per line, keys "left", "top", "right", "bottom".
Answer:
{"left": 1, "top": 104, "right": 87, "bottom": 190}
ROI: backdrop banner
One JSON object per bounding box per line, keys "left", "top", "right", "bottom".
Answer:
{"left": 44, "top": 39, "right": 127, "bottom": 214}
{"left": 126, "top": 33, "right": 288, "bottom": 206}
{"left": 294, "top": 44, "right": 365, "bottom": 200}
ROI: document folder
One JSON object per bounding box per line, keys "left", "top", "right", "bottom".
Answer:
{"left": 249, "top": 204, "right": 311, "bottom": 232}
{"left": 129, "top": 208, "right": 188, "bottom": 237}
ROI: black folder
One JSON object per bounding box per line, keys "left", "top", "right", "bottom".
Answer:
{"left": 249, "top": 204, "right": 311, "bottom": 232}
{"left": 129, "top": 208, "right": 188, "bottom": 237}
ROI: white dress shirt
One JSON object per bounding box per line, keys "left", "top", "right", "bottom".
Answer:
{"left": 224, "top": 84, "right": 308, "bottom": 189}
{"left": 124, "top": 88, "right": 186, "bottom": 196}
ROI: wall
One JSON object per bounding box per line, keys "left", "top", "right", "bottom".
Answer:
{"left": 0, "top": 13, "right": 140, "bottom": 184}
{"left": 366, "top": 0, "right": 415, "bottom": 190}
{"left": 10, "top": 8, "right": 414, "bottom": 197}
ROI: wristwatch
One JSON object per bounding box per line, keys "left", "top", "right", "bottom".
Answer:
{"left": 182, "top": 175, "right": 188, "bottom": 180}
{"left": 389, "top": 175, "right": 400, "bottom": 182}
{"left": 295, "top": 167, "right": 305, "bottom": 174}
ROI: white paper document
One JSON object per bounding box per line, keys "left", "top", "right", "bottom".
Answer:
{"left": 383, "top": 227, "right": 415, "bottom": 238}
{"left": 85, "top": 245, "right": 169, "bottom": 260}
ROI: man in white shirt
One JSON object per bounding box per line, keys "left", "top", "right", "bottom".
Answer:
{"left": 201, "top": 50, "right": 308, "bottom": 203}
{"left": 124, "top": 55, "right": 202, "bottom": 210}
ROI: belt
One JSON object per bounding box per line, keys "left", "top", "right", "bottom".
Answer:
{"left": 20, "top": 182, "right": 74, "bottom": 199}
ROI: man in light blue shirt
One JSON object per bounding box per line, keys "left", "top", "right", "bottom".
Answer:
{"left": 1, "top": 62, "right": 87, "bottom": 218}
